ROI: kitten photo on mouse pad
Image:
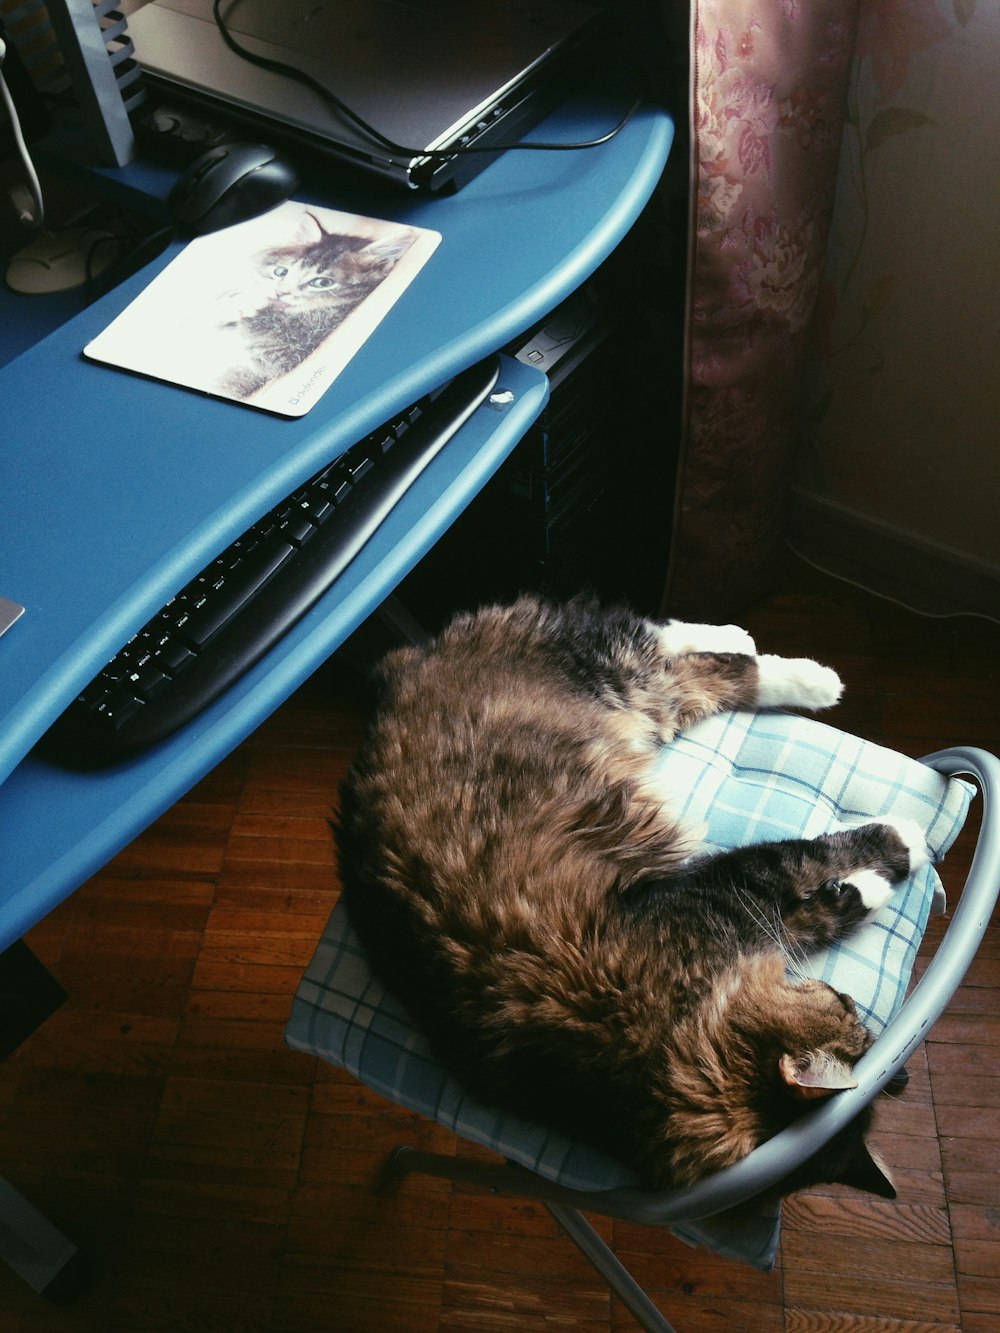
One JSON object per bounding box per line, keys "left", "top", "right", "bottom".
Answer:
{"left": 85, "top": 201, "right": 440, "bottom": 417}
{"left": 339, "top": 596, "right": 929, "bottom": 1197}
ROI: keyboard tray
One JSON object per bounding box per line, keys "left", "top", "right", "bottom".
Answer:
{"left": 46, "top": 356, "right": 501, "bottom": 760}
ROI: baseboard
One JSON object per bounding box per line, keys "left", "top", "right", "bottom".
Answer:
{"left": 787, "top": 493, "right": 1000, "bottom": 623}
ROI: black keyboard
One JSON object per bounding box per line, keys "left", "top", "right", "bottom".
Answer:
{"left": 46, "top": 356, "right": 501, "bottom": 760}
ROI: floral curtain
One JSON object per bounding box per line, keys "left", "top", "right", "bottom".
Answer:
{"left": 663, "top": 0, "right": 862, "bottom": 618}
{"left": 662, "top": 0, "right": 998, "bottom": 619}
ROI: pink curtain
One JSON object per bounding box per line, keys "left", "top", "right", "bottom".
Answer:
{"left": 663, "top": 0, "right": 861, "bottom": 617}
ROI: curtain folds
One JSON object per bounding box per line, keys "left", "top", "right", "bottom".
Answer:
{"left": 663, "top": 0, "right": 861, "bottom": 617}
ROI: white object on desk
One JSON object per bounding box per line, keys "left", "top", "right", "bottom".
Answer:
{"left": 0, "top": 597, "right": 25, "bottom": 638}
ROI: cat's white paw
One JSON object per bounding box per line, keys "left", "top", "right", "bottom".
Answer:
{"left": 755, "top": 655, "right": 843, "bottom": 711}
{"left": 655, "top": 620, "right": 757, "bottom": 658}
{"left": 866, "top": 815, "right": 932, "bottom": 873}
{"left": 845, "top": 869, "right": 895, "bottom": 911}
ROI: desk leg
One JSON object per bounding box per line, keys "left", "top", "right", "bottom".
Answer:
{"left": 0, "top": 1178, "right": 88, "bottom": 1301}
{"left": 375, "top": 594, "right": 430, "bottom": 647}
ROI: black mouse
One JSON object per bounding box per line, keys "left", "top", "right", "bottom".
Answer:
{"left": 168, "top": 142, "right": 300, "bottom": 235}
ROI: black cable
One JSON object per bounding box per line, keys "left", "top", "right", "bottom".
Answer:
{"left": 210, "top": 0, "right": 640, "bottom": 162}
{"left": 86, "top": 221, "right": 175, "bottom": 304}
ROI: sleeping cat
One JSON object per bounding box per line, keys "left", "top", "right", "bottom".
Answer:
{"left": 215, "top": 211, "right": 416, "bottom": 399}
{"left": 338, "top": 596, "right": 928, "bottom": 1195}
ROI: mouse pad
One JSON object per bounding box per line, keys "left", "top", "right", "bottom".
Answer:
{"left": 84, "top": 201, "right": 441, "bottom": 417}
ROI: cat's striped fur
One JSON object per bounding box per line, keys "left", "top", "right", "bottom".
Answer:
{"left": 338, "top": 596, "right": 926, "bottom": 1193}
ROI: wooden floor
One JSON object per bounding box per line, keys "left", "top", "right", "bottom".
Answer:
{"left": 3, "top": 556, "right": 999, "bottom": 1333}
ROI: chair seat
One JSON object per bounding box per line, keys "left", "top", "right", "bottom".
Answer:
{"left": 285, "top": 709, "right": 974, "bottom": 1268}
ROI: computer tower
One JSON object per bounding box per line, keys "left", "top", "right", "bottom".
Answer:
{"left": 396, "top": 260, "right": 678, "bottom": 629}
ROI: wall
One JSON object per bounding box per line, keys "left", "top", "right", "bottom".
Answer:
{"left": 792, "top": 0, "right": 1000, "bottom": 617}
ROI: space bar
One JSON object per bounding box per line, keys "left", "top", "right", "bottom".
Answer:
{"left": 182, "top": 538, "right": 296, "bottom": 647}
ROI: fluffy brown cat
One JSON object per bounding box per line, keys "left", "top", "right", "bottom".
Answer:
{"left": 338, "top": 596, "right": 928, "bottom": 1195}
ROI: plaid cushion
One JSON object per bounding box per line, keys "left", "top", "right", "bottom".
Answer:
{"left": 286, "top": 710, "right": 973, "bottom": 1267}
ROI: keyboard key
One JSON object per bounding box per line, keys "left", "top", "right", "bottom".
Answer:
{"left": 95, "top": 689, "right": 145, "bottom": 730}
{"left": 278, "top": 513, "right": 316, "bottom": 547}
{"left": 302, "top": 497, "right": 333, "bottom": 525}
{"left": 156, "top": 641, "right": 196, "bottom": 674}
{"left": 181, "top": 537, "right": 295, "bottom": 647}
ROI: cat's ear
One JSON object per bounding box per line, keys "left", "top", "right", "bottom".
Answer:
{"left": 361, "top": 230, "right": 416, "bottom": 262}
{"left": 779, "top": 1051, "right": 858, "bottom": 1100}
{"left": 835, "top": 1139, "right": 897, "bottom": 1198}
{"left": 294, "top": 211, "right": 327, "bottom": 244}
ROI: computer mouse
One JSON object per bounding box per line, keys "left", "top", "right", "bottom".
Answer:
{"left": 168, "top": 142, "right": 300, "bottom": 235}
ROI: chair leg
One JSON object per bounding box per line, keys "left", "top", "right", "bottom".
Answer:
{"left": 544, "top": 1202, "right": 679, "bottom": 1333}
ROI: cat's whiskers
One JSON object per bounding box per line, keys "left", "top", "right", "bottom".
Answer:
{"left": 775, "top": 913, "right": 811, "bottom": 983}
{"left": 731, "top": 883, "right": 808, "bottom": 981}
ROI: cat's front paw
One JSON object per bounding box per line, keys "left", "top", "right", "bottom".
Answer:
{"left": 755, "top": 655, "right": 843, "bottom": 711}
{"left": 862, "top": 815, "right": 932, "bottom": 875}
{"left": 838, "top": 816, "right": 932, "bottom": 911}
{"left": 841, "top": 869, "right": 896, "bottom": 912}
{"left": 657, "top": 620, "right": 757, "bottom": 657}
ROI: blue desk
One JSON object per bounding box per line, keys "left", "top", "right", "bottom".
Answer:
{"left": 0, "top": 92, "right": 673, "bottom": 955}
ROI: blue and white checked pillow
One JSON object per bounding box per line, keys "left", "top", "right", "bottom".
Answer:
{"left": 286, "top": 710, "right": 973, "bottom": 1267}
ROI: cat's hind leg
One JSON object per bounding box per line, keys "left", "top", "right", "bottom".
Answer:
{"left": 649, "top": 618, "right": 842, "bottom": 719}
{"left": 653, "top": 620, "right": 757, "bottom": 658}
{"left": 754, "top": 654, "right": 843, "bottom": 712}
{"left": 641, "top": 645, "right": 842, "bottom": 738}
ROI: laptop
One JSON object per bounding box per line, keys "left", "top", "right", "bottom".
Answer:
{"left": 127, "top": 0, "right": 604, "bottom": 192}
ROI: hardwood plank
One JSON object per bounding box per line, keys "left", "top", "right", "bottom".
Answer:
{"left": 214, "top": 859, "right": 340, "bottom": 896}
{"left": 963, "top": 1319, "right": 1000, "bottom": 1333}
{"left": 299, "top": 1107, "right": 456, "bottom": 1174}
{"left": 611, "top": 1296, "right": 783, "bottom": 1333}
{"left": 871, "top": 1095, "right": 938, "bottom": 1139}
{"left": 611, "top": 1233, "right": 782, "bottom": 1304}
{"left": 188, "top": 923, "right": 325, "bottom": 972}
{"left": 187, "top": 960, "right": 310, "bottom": 1001}
{"left": 780, "top": 1229, "right": 956, "bottom": 1286}
{"left": 4, "top": 1071, "right": 164, "bottom": 1200}
{"left": 135, "top": 1176, "right": 297, "bottom": 1227}
{"left": 948, "top": 1202, "right": 1000, "bottom": 1243}
{"left": 7, "top": 1006, "right": 180, "bottom": 1075}
{"left": 169, "top": 1012, "right": 310, "bottom": 1084}
{"left": 442, "top": 1266, "right": 610, "bottom": 1327}
{"left": 448, "top": 1225, "right": 604, "bottom": 1284}
{"left": 926, "top": 1011, "right": 1000, "bottom": 1045}
{"left": 780, "top": 1268, "right": 960, "bottom": 1326}
{"left": 110, "top": 1209, "right": 283, "bottom": 1333}
{"left": 447, "top": 1191, "right": 614, "bottom": 1244}
{"left": 934, "top": 1103, "right": 1000, "bottom": 1139}
{"left": 277, "top": 1188, "right": 449, "bottom": 1330}
{"left": 784, "top": 1315, "right": 960, "bottom": 1332}
{"left": 782, "top": 1194, "right": 952, "bottom": 1246}
{"left": 275, "top": 1280, "right": 442, "bottom": 1333}
{"left": 926, "top": 1041, "right": 1000, "bottom": 1106}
